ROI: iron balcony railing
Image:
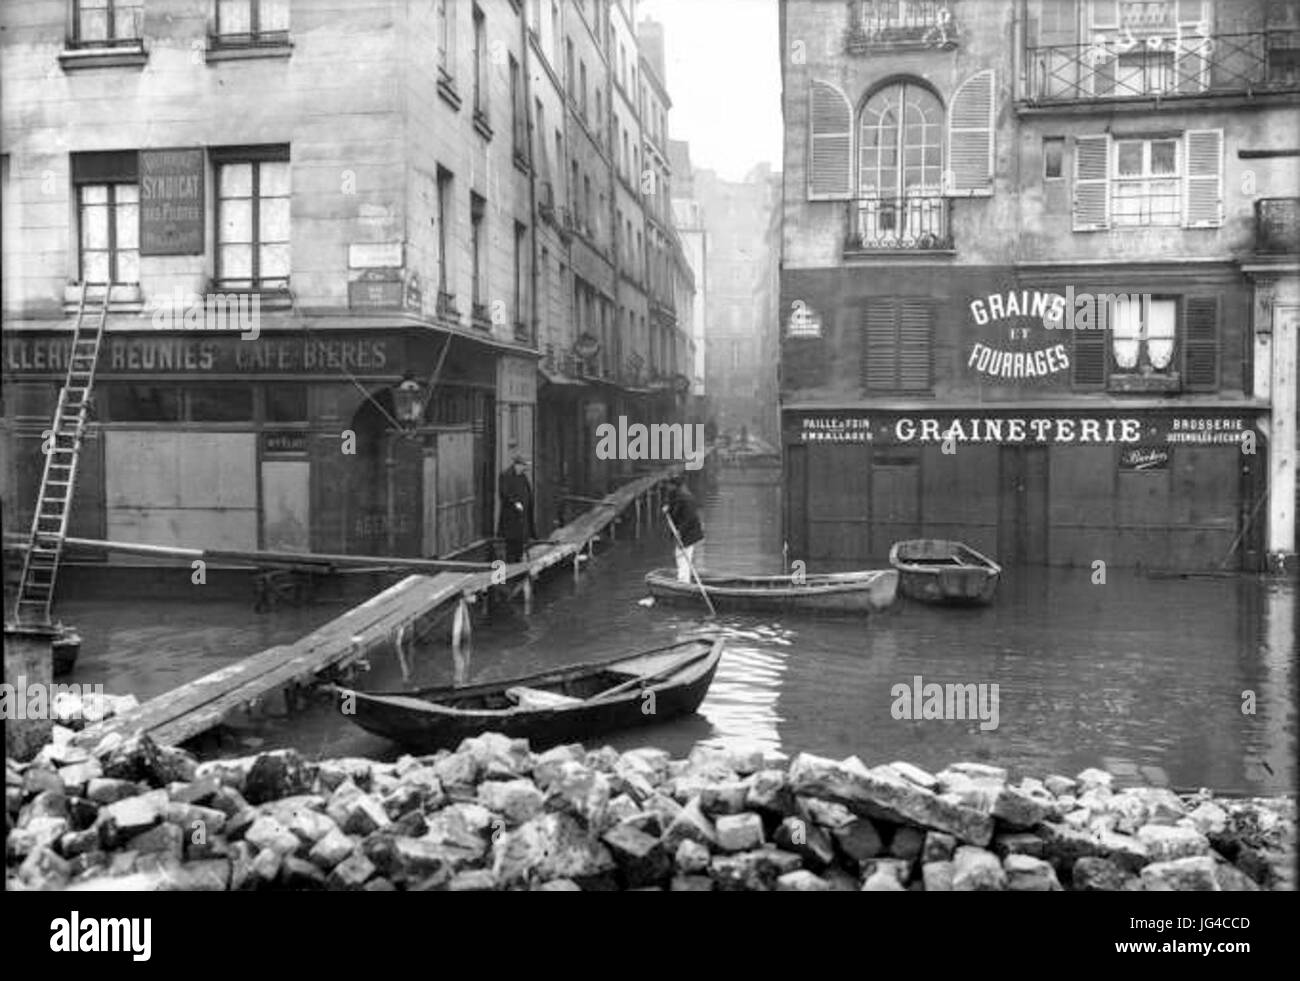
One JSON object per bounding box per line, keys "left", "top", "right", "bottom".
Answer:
{"left": 1024, "top": 30, "right": 1300, "bottom": 104}
{"left": 845, "top": 0, "right": 958, "bottom": 52}
{"left": 1256, "top": 198, "right": 1300, "bottom": 255}
{"left": 844, "top": 195, "right": 953, "bottom": 253}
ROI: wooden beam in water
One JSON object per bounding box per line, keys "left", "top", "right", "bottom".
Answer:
{"left": 51, "top": 536, "right": 494, "bottom": 574}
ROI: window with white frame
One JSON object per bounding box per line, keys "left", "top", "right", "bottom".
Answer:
{"left": 73, "top": 151, "right": 139, "bottom": 286}
{"left": 1073, "top": 129, "right": 1223, "bottom": 230}
{"left": 1112, "top": 137, "right": 1180, "bottom": 226}
{"left": 73, "top": 0, "right": 144, "bottom": 47}
{"left": 1112, "top": 296, "right": 1176, "bottom": 373}
{"left": 215, "top": 151, "right": 290, "bottom": 290}
{"left": 79, "top": 184, "right": 140, "bottom": 284}
{"left": 215, "top": 0, "right": 289, "bottom": 45}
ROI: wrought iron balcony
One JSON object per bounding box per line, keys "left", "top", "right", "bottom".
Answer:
{"left": 844, "top": 0, "right": 958, "bottom": 53}
{"left": 1256, "top": 198, "right": 1300, "bottom": 255}
{"left": 1024, "top": 31, "right": 1300, "bottom": 105}
{"left": 844, "top": 195, "right": 953, "bottom": 254}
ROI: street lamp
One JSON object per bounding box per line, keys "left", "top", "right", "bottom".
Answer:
{"left": 394, "top": 371, "right": 426, "bottom": 428}
{"left": 387, "top": 371, "right": 426, "bottom": 556}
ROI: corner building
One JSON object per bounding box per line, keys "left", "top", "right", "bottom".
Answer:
{"left": 778, "top": 0, "right": 1299, "bottom": 571}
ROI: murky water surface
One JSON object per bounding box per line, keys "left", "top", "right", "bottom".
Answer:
{"left": 52, "top": 464, "right": 1295, "bottom": 795}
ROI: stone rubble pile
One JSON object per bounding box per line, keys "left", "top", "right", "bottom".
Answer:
{"left": 6, "top": 729, "right": 1295, "bottom": 891}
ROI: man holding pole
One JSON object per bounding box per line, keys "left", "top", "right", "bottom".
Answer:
{"left": 662, "top": 474, "right": 704, "bottom": 583}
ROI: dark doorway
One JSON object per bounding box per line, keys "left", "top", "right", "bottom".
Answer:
{"left": 999, "top": 446, "right": 1048, "bottom": 565}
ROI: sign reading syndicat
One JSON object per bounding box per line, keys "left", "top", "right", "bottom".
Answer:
{"left": 139, "top": 149, "right": 205, "bottom": 256}
{"left": 794, "top": 412, "right": 1255, "bottom": 447}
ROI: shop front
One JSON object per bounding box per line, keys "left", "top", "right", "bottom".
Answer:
{"left": 1, "top": 328, "right": 499, "bottom": 561}
{"left": 783, "top": 407, "right": 1267, "bottom": 571}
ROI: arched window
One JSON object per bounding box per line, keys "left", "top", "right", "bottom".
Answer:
{"left": 855, "top": 80, "right": 945, "bottom": 248}
{"left": 858, "top": 81, "right": 944, "bottom": 198}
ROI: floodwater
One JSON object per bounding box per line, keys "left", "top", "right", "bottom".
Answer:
{"left": 49, "top": 463, "right": 1296, "bottom": 796}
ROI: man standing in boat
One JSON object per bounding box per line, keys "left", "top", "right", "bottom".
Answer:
{"left": 498, "top": 452, "right": 536, "bottom": 564}
{"left": 662, "top": 474, "right": 704, "bottom": 583}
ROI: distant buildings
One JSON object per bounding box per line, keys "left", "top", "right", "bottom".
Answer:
{"left": 693, "top": 163, "right": 782, "bottom": 444}
{"left": 0, "top": 0, "right": 698, "bottom": 559}
{"left": 669, "top": 140, "right": 707, "bottom": 405}
{"left": 778, "top": 0, "right": 1299, "bottom": 572}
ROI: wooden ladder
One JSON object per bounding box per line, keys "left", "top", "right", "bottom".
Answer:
{"left": 11, "top": 282, "right": 110, "bottom": 627}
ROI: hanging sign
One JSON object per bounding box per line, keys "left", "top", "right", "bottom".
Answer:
{"left": 139, "top": 149, "right": 205, "bottom": 255}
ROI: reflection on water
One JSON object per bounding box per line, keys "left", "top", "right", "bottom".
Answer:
{"left": 53, "top": 463, "right": 1296, "bottom": 795}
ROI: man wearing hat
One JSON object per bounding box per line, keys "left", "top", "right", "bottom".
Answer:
{"left": 498, "top": 451, "right": 536, "bottom": 563}
{"left": 662, "top": 473, "right": 704, "bottom": 583}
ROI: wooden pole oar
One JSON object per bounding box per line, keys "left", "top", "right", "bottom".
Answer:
{"left": 663, "top": 510, "right": 716, "bottom": 618}
{"left": 587, "top": 645, "right": 717, "bottom": 703}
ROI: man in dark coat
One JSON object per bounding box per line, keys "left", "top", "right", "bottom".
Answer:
{"left": 662, "top": 473, "right": 704, "bottom": 582}
{"left": 498, "top": 454, "right": 536, "bottom": 563}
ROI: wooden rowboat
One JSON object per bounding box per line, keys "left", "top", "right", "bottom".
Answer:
{"left": 644, "top": 567, "right": 898, "bottom": 614}
{"left": 889, "top": 540, "right": 1001, "bottom": 606}
{"left": 332, "top": 635, "right": 724, "bottom": 751}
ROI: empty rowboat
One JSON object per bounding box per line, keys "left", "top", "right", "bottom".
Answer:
{"left": 644, "top": 567, "right": 898, "bottom": 614}
{"left": 888, "top": 540, "right": 1001, "bottom": 605}
{"left": 332, "top": 634, "right": 724, "bottom": 751}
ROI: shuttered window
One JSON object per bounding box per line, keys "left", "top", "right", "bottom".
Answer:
{"left": 1182, "top": 295, "right": 1219, "bottom": 390}
{"left": 1184, "top": 129, "right": 1224, "bottom": 228}
{"left": 946, "top": 70, "right": 995, "bottom": 196}
{"left": 1071, "top": 295, "right": 1221, "bottom": 391}
{"left": 1071, "top": 297, "right": 1109, "bottom": 387}
{"left": 1074, "top": 131, "right": 1224, "bottom": 230}
{"left": 860, "top": 300, "right": 932, "bottom": 393}
{"left": 1073, "top": 134, "right": 1110, "bottom": 230}
{"left": 808, "top": 81, "right": 852, "bottom": 200}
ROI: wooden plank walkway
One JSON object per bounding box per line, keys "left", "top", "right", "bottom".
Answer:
{"left": 72, "top": 462, "right": 691, "bottom": 750}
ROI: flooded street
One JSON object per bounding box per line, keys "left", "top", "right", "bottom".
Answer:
{"left": 53, "top": 463, "right": 1295, "bottom": 797}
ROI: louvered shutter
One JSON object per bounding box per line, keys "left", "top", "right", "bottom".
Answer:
{"left": 1182, "top": 296, "right": 1219, "bottom": 390}
{"left": 946, "top": 70, "right": 995, "bottom": 197}
{"left": 860, "top": 300, "right": 932, "bottom": 393}
{"left": 808, "top": 81, "right": 852, "bottom": 201}
{"left": 1184, "top": 129, "right": 1223, "bottom": 228}
{"left": 898, "top": 301, "right": 932, "bottom": 391}
{"left": 861, "top": 301, "right": 897, "bottom": 392}
{"left": 1072, "top": 296, "right": 1109, "bottom": 387}
{"left": 1073, "top": 135, "right": 1110, "bottom": 231}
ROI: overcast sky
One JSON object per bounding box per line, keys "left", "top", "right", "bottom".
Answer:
{"left": 638, "top": 0, "right": 782, "bottom": 182}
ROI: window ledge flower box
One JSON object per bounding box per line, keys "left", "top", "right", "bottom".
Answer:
{"left": 1107, "top": 372, "right": 1182, "bottom": 393}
